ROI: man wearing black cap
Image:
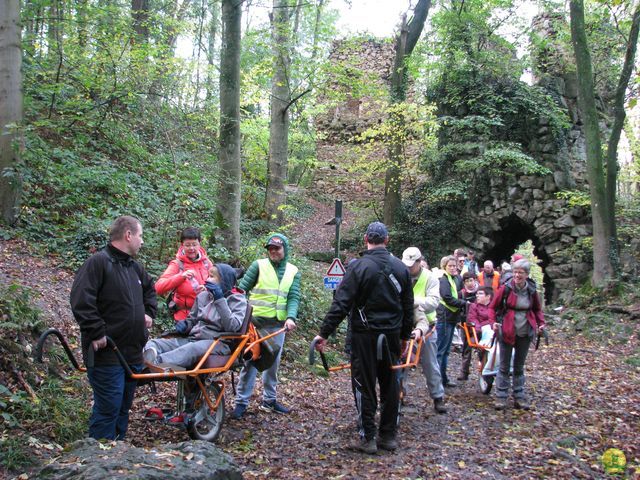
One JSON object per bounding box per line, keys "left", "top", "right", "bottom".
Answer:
{"left": 313, "top": 222, "right": 413, "bottom": 454}
{"left": 231, "top": 232, "right": 300, "bottom": 419}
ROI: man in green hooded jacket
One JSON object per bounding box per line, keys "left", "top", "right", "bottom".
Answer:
{"left": 231, "top": 233, "right": 301, "bottom": 418}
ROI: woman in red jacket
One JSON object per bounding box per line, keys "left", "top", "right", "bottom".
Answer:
{"left": 489, "top": 259, "right": 545, "bottom": 411}
{"left": 155, "top": 227, "right": 211, "bottom": 322}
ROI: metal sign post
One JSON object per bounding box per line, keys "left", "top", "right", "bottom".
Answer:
{"left": 324, "top": 200, "right": 345, "bottom": 291}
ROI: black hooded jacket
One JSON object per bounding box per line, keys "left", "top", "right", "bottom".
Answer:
{"left": 320, "top": 247, "right": 414, "bottom": 340}
{"left": 70, "top": 244, "right": 157, "bottom": 366}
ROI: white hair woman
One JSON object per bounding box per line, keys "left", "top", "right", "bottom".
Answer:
{"left": 489, "top": 259, "right": 545, "bottom": 410}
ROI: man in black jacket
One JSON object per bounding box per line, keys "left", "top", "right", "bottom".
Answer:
{"left": 313, "top": 222, "right": 413, "bottom": 454}
{"left": 71, "top": 216, "right": 157, "bottom": 440}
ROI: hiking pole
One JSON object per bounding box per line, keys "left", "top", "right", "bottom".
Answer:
{"left": 535, "top": 328, "right": 549, "bottom": 351}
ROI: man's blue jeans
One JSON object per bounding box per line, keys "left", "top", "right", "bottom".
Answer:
{"left": 87, "top": 364, "right": 142, "bottom": 440}
{"left": 436, "top": 322, "right": 456, "bottom": 386}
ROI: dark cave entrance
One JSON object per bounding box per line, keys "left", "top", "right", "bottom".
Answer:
{"left": 481, "top": 214, "right": 553, "bottom": 303}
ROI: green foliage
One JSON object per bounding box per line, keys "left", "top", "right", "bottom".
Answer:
{"left": 0, "top": 284, "right": 44, "bottom": 335}
{"left": 0, "top": 376, "right": 89, "bottom": 447}
{"left": 0, "top": 434, "right": 35, "bottom": 471}
{"left": 556, "top": 189, "right": 592, "bottom": 209}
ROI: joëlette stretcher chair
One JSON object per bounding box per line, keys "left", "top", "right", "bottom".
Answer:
{"left": 460, "top": 321, "right": 496, "bottom": 394}
{"left": 35, "top": 305, "right": 285, "bottom": 442}
{"left": 308, "top": 326, "right": 434, "bottom": 404}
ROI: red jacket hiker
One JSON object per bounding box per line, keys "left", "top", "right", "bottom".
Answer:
{"left": 489, "top": 279, "right": 545, "bottom": 346}
{"left": 155, "top": 246, "right": 211, "bottom": 321}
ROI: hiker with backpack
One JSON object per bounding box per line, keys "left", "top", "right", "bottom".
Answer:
{"left": 155, "top": 227, "right": 212, "bottom": 322}
{"left": 70, "top": 216, "right": 157, "bottom": 440}
{"left": 490, "top": 258, "right": 545, "bottom": 411}
{"left": 313, "top": 222, "right": 414, "bottom": 454}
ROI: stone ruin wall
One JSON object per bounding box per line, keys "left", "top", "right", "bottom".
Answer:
{"left": 313, "top": 21, "right": 640, "bottom": 302}
{"left": 313, "top": 39, "right": 421, "bottom": 202}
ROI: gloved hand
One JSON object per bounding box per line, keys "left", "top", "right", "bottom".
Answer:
{"left": 204, "top": 281, "right": 223, "bottom": 300}
{"left": 175, "top": 320, "right": 189, "bottom": 334}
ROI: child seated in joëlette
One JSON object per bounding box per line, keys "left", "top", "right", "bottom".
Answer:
{"left": 467, "top": 286, "right": 495, "bottom": 348}
{"left": 143, "top": 263, "right": 247, "bottom": 368}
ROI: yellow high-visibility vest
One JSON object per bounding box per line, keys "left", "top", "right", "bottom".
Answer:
{"left": 413, "top": 269, "right": 436, "bottom": 322}
{"left": 250, "top": 258, "right": 298, "bottom": 321}
{"left": 439, "top": 272, "right": 459, "bottom": 312}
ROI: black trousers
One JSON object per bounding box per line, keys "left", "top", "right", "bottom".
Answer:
{"left": 350, "top": 330, "right": 401, "bottom": 441}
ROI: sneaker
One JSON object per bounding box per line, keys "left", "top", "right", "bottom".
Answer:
{"left": 230, "top": 404, "right": 247, "bottom": 419}
{"left": 494, "top": 398, "right": 508, "bottom": 411}
{"left": 377, "top": 436, "right": 398, "bottom": 451}
{"left": 143, "top": 348, "right": 157, "bottom": 364}
{"left": 260, "top": 400, "right": 291, "bottom": 414}
{"left": 433, "top": 397, "right": 447, "bottom": 414}
{"left": 350, "top": 438, "right": 377, "bottom": 454}
{"left": 514, "top": 398, "right": 531, "bottom": 410}
{"left": 444, "top": 380, "right": 457, "bottom": 388}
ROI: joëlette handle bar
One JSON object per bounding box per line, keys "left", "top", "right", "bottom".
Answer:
{"left": 390, "top": 324, "right": 435, "bottom": 371}
{"left": 309, "top": 326, "right": 433, "bottom": 373}
{"left": 35, "top": 328, "right": 132, "bottom": 374}
{"left": 308, "top": 337, "right": 351, "bottom": 372}
{"left": 35, "top": 328, "right": 86, "bottom": 372}
{"left": 242, "top": 326, "right": 288, "bottom": 362}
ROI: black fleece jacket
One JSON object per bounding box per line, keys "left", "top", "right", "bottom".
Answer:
{"left": 70, "top": 244, "right": 157, "bottom": 366}
{"left": 320, "top": 247, "right": 414, "bottom": 340}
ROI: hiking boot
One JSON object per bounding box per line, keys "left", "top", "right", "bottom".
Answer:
{"left": 494, "top": 398, "right": 508, "bottom": 411}
{"left": 377, "top": 436, "right": 398, "bottom": 452}
{"left": 350, "top": 438, "right": 377, "bottom": 454}
{"left": 143, "top": 348, "right": 157, "bottom": 365}
{"left": 260, "top": 400, "right": 291, "bottom": 414}
{"left": 230, "top": 404, "right": 247, "bottom": 419}
{"left": 433, "top": 397, "right": 447, "bottom": 414}
{"left": 514, "top": 398, "right": 531, "bottom": 410}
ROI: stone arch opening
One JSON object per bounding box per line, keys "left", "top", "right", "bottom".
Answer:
{"left": 482, "top": 214, "right": 553, "bottom": 303}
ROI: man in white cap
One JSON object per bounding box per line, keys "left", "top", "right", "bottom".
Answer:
{"left": 402, "top": 247, "right": 447, "bottom": 414}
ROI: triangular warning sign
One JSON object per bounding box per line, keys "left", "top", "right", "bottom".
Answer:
{"left": 326, "top": 258, "right": 346, "bottom": 276}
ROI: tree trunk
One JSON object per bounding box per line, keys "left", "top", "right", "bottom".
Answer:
{"left": 131, "top": 0, "right": 150, "bottom": 43}
{"left": 265, "top": 0, "right": 292, "bottom": 225}
{"left": 0, "top": 0, "right": 24, "bottom": 225}
{"left": 383, "top": 0, "right": 431, "bottom": 226}
{"left": 217, "top": 0, "right": 242, "bottom": 253}
{"left": 569, "top": 0, "right": 615, "bottom": 287}
{"left": 205, "top": 0, "right": 220, "bottom": 104}
{"left": 604, "top": 1, "right": 640, "bottom": 262}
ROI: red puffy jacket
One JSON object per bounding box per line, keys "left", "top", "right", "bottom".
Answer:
{"left": 155, "top": 246, "right": 211, "bottom": 321}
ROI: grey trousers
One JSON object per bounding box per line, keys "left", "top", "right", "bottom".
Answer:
{"left": 145, "top": 337, "right": 230, "bottom": 368}
{"left": 418, "top": 327, "right": 445, "bottom": 400}
{"left": 495, "top": 335, "right": 532, "bottom": 400}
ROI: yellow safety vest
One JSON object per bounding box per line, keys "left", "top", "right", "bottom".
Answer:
{"left": 250, "top": 258, "right": 298, "bottom": 321}
{"left": 413, "top": 269, "right": 436, "bottom": 323}
{"left": 439, "top": 273, "right": 459, "bottom": 312}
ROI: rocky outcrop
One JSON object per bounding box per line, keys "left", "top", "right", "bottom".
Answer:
{"left": 35, "top": 438, "right": 242, "bottom": 480}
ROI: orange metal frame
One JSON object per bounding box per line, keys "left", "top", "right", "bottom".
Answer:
{"left": 37, "top": 326, "right": 287, "bottom": 423}
{"left": 460, "top": 322, "right": 491, "bottom": 351}
{"left": 313, "top": 327, "right": 434, "bottom": 373}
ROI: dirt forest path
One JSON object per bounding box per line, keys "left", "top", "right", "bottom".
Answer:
{"left": 131, "top": 329, "right": 639, "bottom": 479}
